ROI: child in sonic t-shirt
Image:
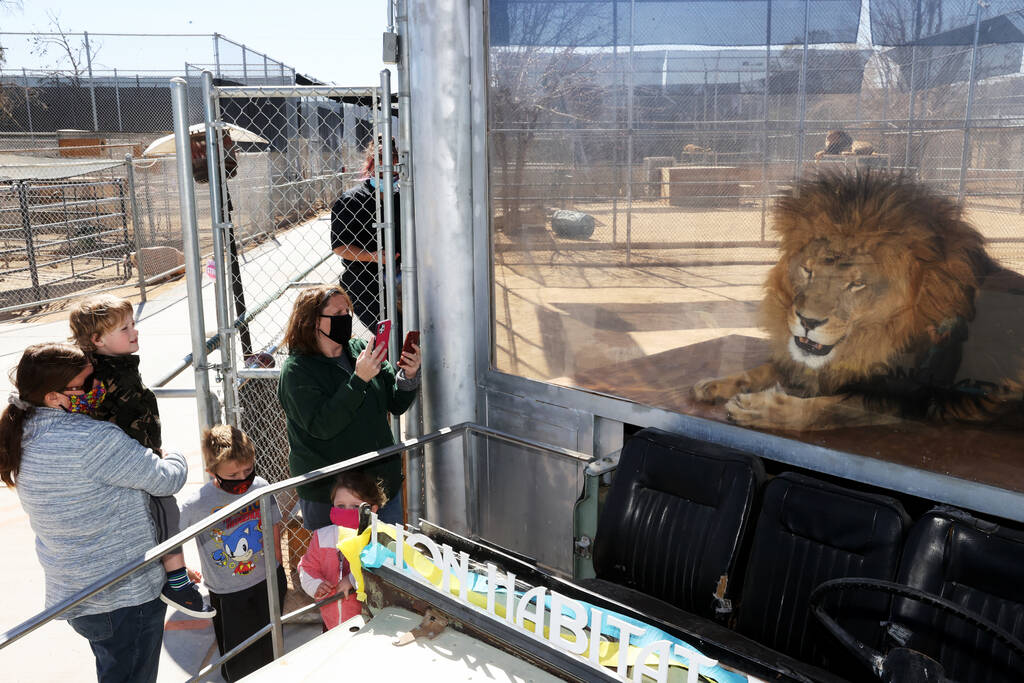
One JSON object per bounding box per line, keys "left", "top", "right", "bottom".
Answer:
{"left": 179, "top": 425, "right": 286, "bottom": 683}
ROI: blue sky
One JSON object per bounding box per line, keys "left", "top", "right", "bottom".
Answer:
{"left": 0, "top": 0, "right": 389, "bottom": 84}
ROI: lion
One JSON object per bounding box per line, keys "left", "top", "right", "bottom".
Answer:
{"left": 814, "top": 130, "right": 876, "bottom": 160}
{"left": 692, "top": 171, "right": 1024, "bottom": 430}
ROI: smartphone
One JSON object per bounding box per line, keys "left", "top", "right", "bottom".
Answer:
{"left": 374, "top": 319, "right": 392, "bottom": 355}
{"left": 402, "top": 330, "right": 420, "bottom": 356}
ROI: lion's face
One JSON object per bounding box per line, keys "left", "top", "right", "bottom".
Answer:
{"left": 783, "top": 240, "right": 902, "bottom": 371}
{"left": 762, "top": 172, "right": 989, "bottom": 394}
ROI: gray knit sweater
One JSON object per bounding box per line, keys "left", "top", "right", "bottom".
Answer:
{"left": 15, "top": 408, "right": 187, "bottom": 619}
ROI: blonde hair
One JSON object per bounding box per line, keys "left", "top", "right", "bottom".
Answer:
{"left": 69, "top": 294, "right": 134, "bottom": 353}
{"left": 200, "top": 424, "right": 255, "bottom": 471}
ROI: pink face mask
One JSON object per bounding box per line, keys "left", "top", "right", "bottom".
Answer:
{"left": 329, "top": 507, "right": 360, "bottom": 528}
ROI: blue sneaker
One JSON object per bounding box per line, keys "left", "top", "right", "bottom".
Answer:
{"left": 160, "top": 581, "right": 216, "bottom": 619}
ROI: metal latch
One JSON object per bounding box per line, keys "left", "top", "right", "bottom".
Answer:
{"left": 574, "top": 535, "right": 593, "bottom": 559}
{"left": 393, "top": 608, "right": 449, "bottom": 647}
{"left": 585, "top": 449, "right": 621, "bottom": 476}
{"left": 713, "top": 575, "right": 733, "bottom": 616}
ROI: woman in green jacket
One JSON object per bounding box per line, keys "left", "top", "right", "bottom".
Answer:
{"left": 277, "top": 285, "right": 420, "bottom": 528}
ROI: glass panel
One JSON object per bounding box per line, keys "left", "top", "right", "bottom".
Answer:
{"left": 487, "top": 0, "right": 1024, "bottom": 494}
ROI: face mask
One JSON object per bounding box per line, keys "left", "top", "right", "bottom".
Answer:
{"left": 216, "top": 468, "right": 256, "bottom": 495}
{"left": 319, "top": 313, "right": 352, "bottom": 345}
{"left": 329, "top": 506, "right": 360, "bottom": 528}
{"left": 368, "top": 174, "right": 399, "bottom": 191}
{"left": 63, "top": 381, "right": 106, "bottom": 415}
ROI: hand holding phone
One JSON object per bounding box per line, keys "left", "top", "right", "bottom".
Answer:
{"left": 402, "top": 330, "right": 420, "bottom": 356}
{"left": 374, "top": 319, "right": 392, "bottom": 356}
{"left": 398, "top": 330, "right": 421, "bottom": 378}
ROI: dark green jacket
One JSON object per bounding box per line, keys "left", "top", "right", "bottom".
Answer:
{"left": 92, "top": 353, "right": 161, "bottom": 450}
{"left": 277, "top": 338, "right": 417, "bottom": 504}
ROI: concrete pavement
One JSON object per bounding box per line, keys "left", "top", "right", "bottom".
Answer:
{"left": 0, "top": 213, "right": 339, "bottom": 681}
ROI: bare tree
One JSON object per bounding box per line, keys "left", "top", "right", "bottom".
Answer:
{"left": 30, "top": 11, "right": 100, "bottom": 86}
{"left": 488, "top": 2, "right": 607, "bottom": 230}
{"left": 865, "top": 0, "right": 983, "bottom": 175}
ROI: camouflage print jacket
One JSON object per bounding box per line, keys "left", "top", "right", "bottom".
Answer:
{"left": 92, "top": 353, "right": 162, "bottom": 451}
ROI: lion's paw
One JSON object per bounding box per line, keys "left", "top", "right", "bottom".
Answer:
{"left": 725, "top": 391, "right": 808, "bottom": 430}
{"left": 692, "top": 377, "right": 738, "bottom": 403}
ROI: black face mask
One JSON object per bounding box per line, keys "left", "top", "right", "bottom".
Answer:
{"left": 319, "top": 313, "right": 352, "bottom": 345}
{"left": 216, "top": 468, "right": 256, "bottom": 495}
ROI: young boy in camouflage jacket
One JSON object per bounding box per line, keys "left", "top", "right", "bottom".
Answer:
{"left": 70, "top": 294, "right": 214, "bottom": 618}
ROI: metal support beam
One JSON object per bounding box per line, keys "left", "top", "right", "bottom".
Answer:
{"left": 203, "top": 70, "right": 239, "bottom": 426}
{"left": 408, "top": 0, "right": 476, "bottom": 533}
{"left": 171, "top": 76, "right": 216, "bottom": 432}
{"left": 396, "top": 0, "right": 424, "bottom": 524}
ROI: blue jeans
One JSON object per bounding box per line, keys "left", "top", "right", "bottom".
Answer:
{"left": 300, "top": 489, "right": 404, "bottom": 530}
{"left": 68, "top": 597, "right": 166, "bottom": 683}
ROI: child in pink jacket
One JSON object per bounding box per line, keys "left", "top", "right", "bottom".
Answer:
{"left": 298, "top": 471, "right": 386, "bottom": 630}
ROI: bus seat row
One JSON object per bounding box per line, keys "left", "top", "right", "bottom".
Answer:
{"left": 578, "top": 427, "right": 1024, "bottom": 683}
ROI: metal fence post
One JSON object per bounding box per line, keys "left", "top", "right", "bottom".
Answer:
{"left": 84, "top": 31, "right": 99, "bottom": 132}
{"left": 958, "top": 3, "right": 985, "bottom": 205}
{"left": 242, "top": 44, "right": 248, "bottom": 82}
{"left": 795, "top": 0, "right": 810, "bottom": 180}
{"left": 260, "top": 493, "right": 284, "bottom": 658}
{"left": 115, "top": 175, "right": 131, "bottom": 280}
{"left": 141, "top": 160, "right": 157, "bottom": 245}
{"left": 397, "top": 0, "right": 423, "bottom": 522}
{"left": 21, "top": 68, "right": 34, "bottom": 138}
{"left": 171, "top": 76, "right": 216, "bottom": 432}
{"left": 203, "top": 70, "right": 239, "bottom": 426}
{"left": 213, "top": 33, "right": 221, "bottom": 79}
{"left": 114, "top": 67, "right": 123, "bottom": 132}
{"left": 381, "top": 71, "right": 400, "bottom": 440}
{"left": 17, "top": 181, "right": 41, "bottom": 303}
{"left": 125, "top": 155, "right": 148, "bottom": 303}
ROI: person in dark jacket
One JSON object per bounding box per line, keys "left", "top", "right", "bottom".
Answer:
{"left": 330, "top": 137, "right": 401, "bottom": 333}
{"left": 277, "top": 284, "right": 420, "bottom": 529}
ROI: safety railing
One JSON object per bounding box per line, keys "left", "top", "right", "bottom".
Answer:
{"left": 0, "top": 422, "right": 596, "bottom": 682}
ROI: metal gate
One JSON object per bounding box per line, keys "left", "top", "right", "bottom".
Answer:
{"left": 176, "top": 72, "right": 400, "bottom": 613}
{"left": 0, "top": 174, "right": 134, "bottom": 310}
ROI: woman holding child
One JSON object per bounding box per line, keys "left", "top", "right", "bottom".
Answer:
{"left": 0, "top": 342, "right": 187, "bottom": 683}
{"left": 278, "top": 284, "right": 421, "bottom": 529}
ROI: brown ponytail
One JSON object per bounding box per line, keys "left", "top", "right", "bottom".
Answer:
{"left": 0, "top": 343, "right": 89, "bottom": 487}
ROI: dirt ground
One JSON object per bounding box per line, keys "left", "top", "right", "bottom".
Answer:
{"left": 493, "top": 203, "right": 1024, "bottom": 383}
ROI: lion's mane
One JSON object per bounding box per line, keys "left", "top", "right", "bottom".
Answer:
{"left": 762, "top": 171, "right": 996, "bottom": 398}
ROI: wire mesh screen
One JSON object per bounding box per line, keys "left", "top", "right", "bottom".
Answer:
{"left": 0, "top": 169, "right": 136, "bottom": 311}
{"left": 490, "top": 1, "right": 1024, "bottom": 389}
{"left": 209, "top": 84, "right": 392, "bottom": 609}
{"left": 210, "top": 86, "right": 383, "bottom": 361}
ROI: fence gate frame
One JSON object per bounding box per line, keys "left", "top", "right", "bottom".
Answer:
{"left": 174, "top": 69, "right": 425, "bottom": 542}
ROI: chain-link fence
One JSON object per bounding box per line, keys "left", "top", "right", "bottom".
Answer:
{"left": 200, "top": 83, "right": 394, "bottom": 615}
{"left": 0, "top": 32, "right": 324, "bottom": 317}
{"left": 489, "top": 3, "right": 1024, "bottom": 263}
{"left": 0, "top": 167, "right": 133, "bottom": 310}
{"left": 0, "top": 33, "right": 297, "bottom": 134}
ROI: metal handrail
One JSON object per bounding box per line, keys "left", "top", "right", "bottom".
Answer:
{"left": 0, "top": 421, "right": 595, "bottom": 681}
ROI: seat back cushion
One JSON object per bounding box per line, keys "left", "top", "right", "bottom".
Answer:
{"left": 894, "top": 508, "right": 1024, "bottom": 683}
{"left": 592, "top": 427, "right": 764, "bottom": 619}
{"left": 736, "top": 472, "right": 909, "bottom": 671}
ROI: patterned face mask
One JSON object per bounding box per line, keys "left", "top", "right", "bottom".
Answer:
{"left": 63, "top": 381, "right": 106, "bottom": 415}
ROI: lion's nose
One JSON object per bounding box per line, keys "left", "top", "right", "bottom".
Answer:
{"left": 797, "top": 313, "right": 828, "bottom": 330}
